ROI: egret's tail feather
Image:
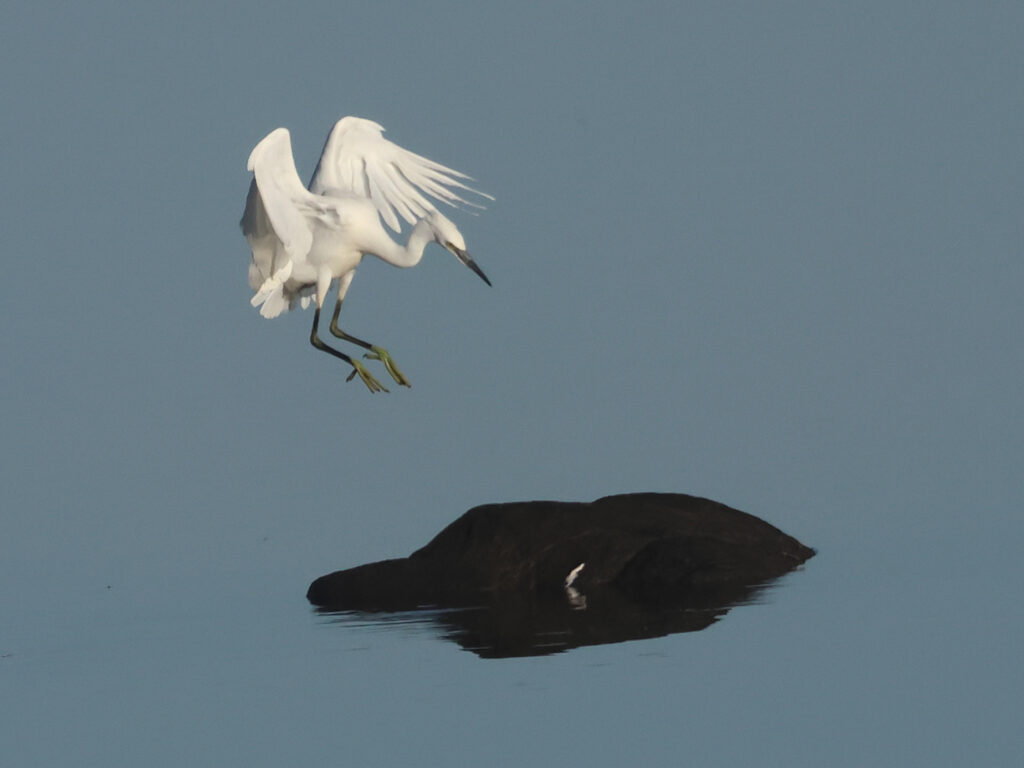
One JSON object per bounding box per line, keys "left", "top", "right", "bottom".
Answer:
{"left": 250, "top": 261, "right": 293, "bottom": 319}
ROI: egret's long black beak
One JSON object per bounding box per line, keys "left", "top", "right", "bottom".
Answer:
{"left": 450, "top": 245, "right": 491, "bottom": 286}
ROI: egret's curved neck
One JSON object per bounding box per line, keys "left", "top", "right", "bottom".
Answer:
{"left": 371, "top": 219, "right": 434, "bottom": 269}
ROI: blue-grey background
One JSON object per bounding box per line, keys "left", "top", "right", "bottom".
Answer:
{"left": 2, "top": 1, "right": 1022, "bottom": 765}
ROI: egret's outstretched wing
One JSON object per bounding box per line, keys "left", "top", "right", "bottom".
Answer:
{"left": 309, "top": 116, "right": 492, "bottom": 233}
{"left": 241, "top": 128, "right": 341, "bottom": 317}
{"left": 243, "top": 128, "right": 317, "bottom": 262}
{"left": 241, "top": 177, "right": 281, "bottom": 292}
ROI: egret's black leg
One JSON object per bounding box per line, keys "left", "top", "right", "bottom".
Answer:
{"left": 310, "top": 306, "right": 387, "bottom": 393}
{"left": 329, "top": 297, "right": 411, "bottom": 388}
{"left": 328, "top": 298, "right": 373, "bottom": 350}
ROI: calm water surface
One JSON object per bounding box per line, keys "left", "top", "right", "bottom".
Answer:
{"left": 4, "top": 3, "right": 1022, "bottom": 766}
{"left": 5, "top": 507, "right": 1021, "bottom": 767}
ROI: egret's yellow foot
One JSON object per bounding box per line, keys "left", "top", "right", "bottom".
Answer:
{"left": 365, "top": 346, "right": 412, "bottom": 388}
{"left": 345, "top": 358, "right": 389, "bottom": 393}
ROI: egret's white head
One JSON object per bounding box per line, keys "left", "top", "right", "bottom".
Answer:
{"left": 426, "top": 211, "right": 491, "bottom": 286}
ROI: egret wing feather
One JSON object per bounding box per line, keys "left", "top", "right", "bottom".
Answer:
{"left": 309, "top": 116, "right": 492, "bottom": 232}
{"left": 241, "top": 178, "right": 280, "bottom": 291}
{"left": 245, "top": 128, "right": 316, "bottom": 263}
{"left": 242, "top": 128, "right": 345, "bottom": 317}
{"left": 249, "top": 260, "right": 294, "bottom": 319}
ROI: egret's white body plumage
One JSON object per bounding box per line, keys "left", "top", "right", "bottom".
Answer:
{"left": 240, "top": 117, "right": 491, "bottom": 391}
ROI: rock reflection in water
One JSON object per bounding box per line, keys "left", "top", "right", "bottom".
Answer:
{"left": 309, "top": 493, "right": 814, "bottom": 658}
{"left": 320, "top": 580, "right": 785, "bottom": 658}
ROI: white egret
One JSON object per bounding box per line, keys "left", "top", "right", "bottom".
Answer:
{"left": 241, "top": 117, "right": 492, "bottom": 392}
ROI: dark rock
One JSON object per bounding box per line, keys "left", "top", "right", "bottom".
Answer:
{"left": 307, "top": 492, "right": 814, "bottom": 611}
